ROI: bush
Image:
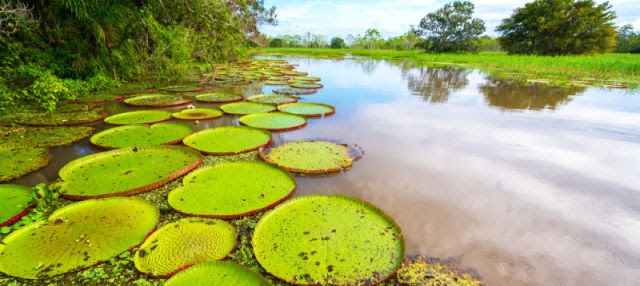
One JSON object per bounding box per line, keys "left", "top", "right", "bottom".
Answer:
{"left": 20, "top": 73, "right": 74, "bottom": 111}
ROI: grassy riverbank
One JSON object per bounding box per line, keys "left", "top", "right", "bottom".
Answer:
{"left": 251, "top": 48, "right": 640, "bottom": 89}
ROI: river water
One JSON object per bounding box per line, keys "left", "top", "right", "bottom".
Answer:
{"left": 12, "top": 56, "right": 640, "bottom": 285}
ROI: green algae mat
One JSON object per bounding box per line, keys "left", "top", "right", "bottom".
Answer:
{"left": 183, "top": 126, "right": 271, "bottom": 155}
{"left": 219, "top": 102, "right": 276, "bottom": 116}
{"left": 58, "top": 146, "right": 202, "bottom": 199}
{"left": 0, "top": 147, "right": 51, "bottom": 182}
{"left": 0, "top": 184, "right": 33, "bottom": 226}
{"left": 104, "top": 110, "right": 172, "bottom": 125}
{"left": 246, "top": 94, "right": 298, "bottom": 105}
{"left": 252, "top": 194, "right": 404, "bottom": 285}
{"left": 195, "top": 92, "right": 244, "bottom": 103}
{"left": 172, "top": 108, "right": 223, "bottom": 120}
{"left": 0, "top": 126, "right": 94, "bottom": 148}
{"left": 14, "top": 109, "right": 107, "bottom": 126}
{"left": 164, "top": 261, "right": 271, "bottom": 286}
{"left": 134, "top": 218, "right": 236, "bottom": 277}
{"left": 0, "top": 197, "right": 158, "bottom": 279}
{"left": 90, "top": 122, "right": 194, "bottom": 149}
{"left": 124, "top": 94, "right": 192, "bottom": 107}
{"left": 259, "top": 141, "right": 358, "bottom": 174}
{"left": 168, "top": 161, "right": 296, "bottom": 218}
{"left": 277, "top": 102, "right": 335, "bottom": 117}
{"left": 239, "top": 112, "right": 307, "bottom": 131}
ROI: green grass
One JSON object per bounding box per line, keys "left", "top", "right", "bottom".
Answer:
{"left": 251, "top": 48, "right": 640, "bottom": 89}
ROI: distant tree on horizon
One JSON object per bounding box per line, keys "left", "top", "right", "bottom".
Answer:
{"left": 417, "top": 1, "right": 486, "bottom": 52}
{"left": 330, "top": 37, "right": 346, "bottom": 49}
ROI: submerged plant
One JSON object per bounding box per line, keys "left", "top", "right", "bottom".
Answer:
{"left": 164, "top": 261, "right": 272, "bottom": 286}
{"left": 90, "top": 122, "right": 194, "bottom": 149}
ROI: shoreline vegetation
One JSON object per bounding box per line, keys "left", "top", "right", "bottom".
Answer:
{"left": 250, "top": 48, "right": 640, "bottom": 90}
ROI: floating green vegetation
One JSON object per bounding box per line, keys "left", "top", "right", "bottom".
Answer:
{"left": 172, "top": 108, "right": 223, "bottom": 120}
{"left": 259, "top": 141, "right": 358, "bottom": 174}
{"left": 90, "top": 122, "right": 194, "bottom": 149}
{"left": 396, "top": 256, "right": 484, "bottom": 286}
{"left": 263, "top": 80, "right": 289, "bottom": 86}
{"left": 0, "top": 147, "right": 51, "bottom": 182}
{"left": 0, "top": 197, "right": 158, "bottom": 279}
{"left": 284, "top": 71, "right": 308, "bottom": 77}
{"left": 159, "top": 85, "right": 205, "bottom": 93}
{"left": 0, "top": 184, "right": 34, "bottom": 227}
{"left": 124, "top": 94, "right": 192, "bottom": 107}
{"left": 277, "top": 102, "right": 335, "bottom": 118}
{"left": 289, "top": 82, "right": 323, "bottom": 89}
{"left": 54, "top": 102, "right": 98, "bottom": 113}
{"left": 252, "top": 194, "right": 404, "bottom": 285}
{"left": 195, "top": 92, "right": 244, "bottom": 103}
{"left": 134, "top": 217, "right": 236, "bottom": 278}
{"left": 273, "top": 87, "right": 318, "bottom": 95}
{"left": 164, "top": 261, "right": 272, "bottom": 286}
{"left": 104, "top": 110, "right": 172, "bottom": 125}
{"left": 183, "top": 126, "right": 272, "bottom": 155}
{"left": 219, "top": 102, "right": 276, "bottom": 116}
{"left": 14, "top": 109, "right": 106, "bottom": 126}
{"left": 246, "top": 94, "right": 298, "bottom": 105}
{"left": 239, "top": 112, "right": 307, "bottom": 131}
{"left": 58, "top": 146, "right": 202, "bottom": 199}
{"left": 168, "top": 161, "right": 295, "bottom": 218}
{"left": 0, "top": 126, "right": 94, "bottom": 148}
{"left": 293, "top": 76, "right": 321, "bottom": 83}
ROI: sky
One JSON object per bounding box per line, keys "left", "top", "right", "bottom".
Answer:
{"left": 260, "top": 0, "right": 640, "bottom": 39}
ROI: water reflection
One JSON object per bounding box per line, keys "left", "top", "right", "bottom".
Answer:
{"left": 479, "top": 79, "right": 586, "bottom": 111}
{"left": 405, "top": 66, "right": 469, "bottom": 103}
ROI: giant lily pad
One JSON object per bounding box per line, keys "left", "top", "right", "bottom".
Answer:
{"left": 195, "top": 92, "right": 244, "bottom": 103}
{"left": 183, "top": 126, "right": 272, "bottom": 155}
{"left": 104, "top": 110, "right": 173, "bottom": 125}
{"left": 0, "top": 197, "right": 159, "bottom": 279}
{"left": 273, "top": 87, "right": 318, "bottom": 96}
{"left": 246, "top": 94, "right": 298, "bottom": 105}
{"left": 219, "top": 102, "right": 276, "bottom": 116}
{"left": 134, "top": 218, "right": 236, "bottom": 277}
{"left": 239, "top": 112, "right": 307, "bottom": 131}
{"left": 124, "top": 94, "right": 192, "bottom": 107}
{"left": 0, "top": 147, "right": 51, "bottom": 182}
{"left": 164, "top": 261, "right": 271, "bottom": 286}
{"left": 0, "top": 126, "right": 94, "bottom": 148}
{"left": 58, "top": 146, "right": 202, "bottom": 199}
{"left": 289, "top": 82, "right": 323, "bottom": 89}
{"left": 252, "top": 194, "right": 404, "bottom": 285}
{"left": 159, "top": 85, "right": 205, "bottom": 93}
{"left": 259, "top": 141, "right": 358, "bottom": 174}
{"left": 0, "top": 184, "right": 34, "bottom": 227}
{"left": 172, "top": 108, "right": 223, "bottom": 120}
{"left": 15, "top": 109, "right": 107, "bottom": 126}
{"left": 90, "top": 122, "right": 194, "bottom": 149}
{"left": 168, "top": 161, "right": 296, "bottom": 218}
{"left": 277, "top": 102, "right": 335, "bottom": 118}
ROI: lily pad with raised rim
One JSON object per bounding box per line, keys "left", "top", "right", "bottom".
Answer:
{"left": 159, "top": 85, "right": 205, "bottom": 93}
{"left": 239, "top": 112, "right": 307, "bottom": 131}
{"left": 273, "top": 87, "right": 318, "bottom": 96}
{"left": 172, "top": 108, "right": 223, "bottom": 120}
{"left": 164, "top": 261, "right": 272, "bottom": 286}
{"left": 134, "top": 218, "right": 236, "bottom": 278}
{"left": 0, "top": 197, "right": 159, "bottom": 279}
{"left": 277, "top": 102, "right": 335, "bottom": 118}
{"left": 183, "top": 126, "right": 272, "bottom": 155}
{"left": 90, "top": 122, "right": 194, "bottom": 149}
{"left": 0, "top": 127, "right": 94, "bottom": 148}
{"left": 195, "top": 92, "right": 244, "bottom": 103}
{"left": 124, "top": 94, "right": 192, "bottom": 107}
{"left": 259, "top": 141, "right": 359, "bottom": 174}
{"left": 15, "top": 109, "right": 107, "bottom": 126}
{"left": 0, "top": 184, "right": 34, "bottom": 227}
{"left": 104, "top": 110, "right": 173, "bottom": 125}
{"left": 219, "top": 102, "right": 276, "bottom": 116}
{"left": 58, "top": 146, "right": 202, "bottom": 200}
{"left": 246, "top": 94, "right": 298, "bottom": 105}
{"left": 168, "top": 161, "right": 296, "bottom": 218}
{"left": 252, "top": 194, "right": 404, "bottom": 285}
{"left": 0, "top": 147, "right": 52, "bottom": 182}
{"left": 289, "top": 82, "right": 323, "bottom": 89}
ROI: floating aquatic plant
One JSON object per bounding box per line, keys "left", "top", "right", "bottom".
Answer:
{"left": 159, "top": 85, "right": 205, "bottom": 93}
{"left": 219, "top": 102, "right": 276, "bottom": 115}
{"left": 239, "top": 112, "right": 307, "bottom": 131}
{"left": 252, "top": 194, "right": 404, "bottom": 285}
{"left": 172, "top": 108, "right": 223, "bottom": 120}
{"left": 104, "top": 110, "right": 173, "bottom": 125}
{"left": 273, "top": 87, "right": 318, "bottom": 96}
{"left": 195, "top": 92, "right": 244, "bottom": 103}
{"left": 246, "top": 94, "right": 298, "bottom": 105}
{"left": 396, "top": 256, "right": 484, "bottom": 286}
{"left": 0, "top": 197, "right": 159, "bottom": 279}
{"left": 90, "top": 122, "right": 194, "bottom": 149}
{"left": 259, "top": 141, "right": 359, "bottom": 174}
{"left": 58, "top": 146, "right": 202, "bottom": 199}
{"left": 0, "top": 126, "right": 94, "bottom": 148}
{"left": 164, "top": 261, "right": 271, "bottom": 286}
{"left": 284, "top": 71, "right": 308, "bottom": 77}
{"left": 0, "top": 184, "right": 34, "bottom": 227}
{"left": 0, "top": 147, "right": 51, "bottom": 182}
{"left": 263, "top": 80, "right": 289, "bottom": 86}
{"left": 289, "top": 82, "right": 323, "bottom": 89}
{"left": 168, "top": 161, "right": 296, "bottom": 218}
{"left": 183, "top": 126, "right": 271, "bottom": 155}
{"left": 277, "top": 102, "right": 335, "bottom": 118}
{"left": 54, "top": 102, "right": 98, "bottom": 113}
{"left": 124, "top": 94, "right": 192, "bottom": 107}
{"left": 14, "top": 109, "right": 106, "bottom": 126}
{"left": 134, "top": 218, "right": 236, "bottom": 277}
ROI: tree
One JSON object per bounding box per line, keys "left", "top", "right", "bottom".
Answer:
{"left": 615, "top": 24, "right": 640, "bottom": 53}
{"left": 496, "top": 0, "right": 617, "bottom": 55}
{"left": 330, "top": 37, "right": 345, "bottom": 49}
{"left": 363, "top": 28, "right": 382, "bottom": 49}
{"left": 417, "top": 1, "right": 485, "bottom": 52}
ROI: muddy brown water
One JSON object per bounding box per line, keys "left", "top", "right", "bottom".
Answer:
{"left": 11, "top": 56, "right": 640, "bottom": 285}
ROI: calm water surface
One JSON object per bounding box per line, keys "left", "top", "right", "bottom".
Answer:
{"left": 13, "top": 56, "right": 640, "bottom": 285}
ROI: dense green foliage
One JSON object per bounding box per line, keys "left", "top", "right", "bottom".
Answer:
{"left": 616, "top": 25, "right": 640, "bottom": 53}
{"left": 330, "top": 37, "right": 345, "bottom": 49}
{"left": 418, "top": 1, "right": 485, "bottom": 52}
{"left": 497, "top": 0, "right": 617, "bottom": 55}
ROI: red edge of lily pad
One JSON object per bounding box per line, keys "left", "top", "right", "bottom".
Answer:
{"left": 0, "top": 205, "right": 34, "bottom": 227}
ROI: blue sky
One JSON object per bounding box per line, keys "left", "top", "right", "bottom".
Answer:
{"left": 260, "top": 0, "right": 640, "bottom": 38}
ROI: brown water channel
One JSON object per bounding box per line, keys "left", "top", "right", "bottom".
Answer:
{"left": 11, "top": 56, "right": 640, "bottom": 285}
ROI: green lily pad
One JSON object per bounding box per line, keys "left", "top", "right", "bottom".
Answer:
{"left": 246, "top": 94, "right": 298, "bottom": 105}
{"left": 284, "top": 71, "right": 308, "bottom": 77}
{"left": 0, "top": 127, "right": 94, "bottom": 148}
{"left": 0, "top": 184, "right": 34, "bottom": 227}
{"left": 134, "top": 218, "right": 237, "bottom": 277}
{"left": 172, "top": 108, "right": 223, "bottom": 120}
{"left": 263, "top": 80, "right": 289, "bottom": 86}
{"left": 0, "top": 147, "right": 52, "bottom": 182}
{"left": 54, "top": 102, "right": 98, "bottom": 113}
{"left": 104, "top": 110, "right": 173, "bottom": 125}
{"left": 0, "top": 197, "right": 159, "bottom": 279}
{"left": 239, "top": 112, "right": 307, "bottom": 131}
{"left": 58, "top": 146, "right": 202, "bottom": 200}
{"left": 159, "top": 85, "right": 205, "bottom": 93}
{"left": 164, "top": 261, "right": 271, "bottom": 286}
{"left": 195, "top": 92, "right": 244, "bottom": 103}
{"left": 14, "top": 109, "right": 107, "bottom": 126}
{"left": 294, "top": 76, "right": 321, "bottom": 82}
{"left": 277, "top": 102, "right": 335, "bottom": 118}
{"left": 90, "top": 122, "right": 194, "bottom": 149}
{"left": 252, "top": 194, "right": 404, "bottom": 285}
{"left": 289, "top": 82, "right": 323, "bottom": 89}
{"left": 259, "top": 141, "right": 358, "bottom": 174}
{"left": 219, "top": 102, "right": 276, "bottom": 116}
{"left": 168, "top": 161, "right": 296, "bottom": 218}
{"left": 124, "top": 94, "right": 192, "bottom": 107}
{"left": 273, "top": 87, "right": 318, "bottom": 95}
{"left": 183, "top": 126, "right": 272, "bottom": 155}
